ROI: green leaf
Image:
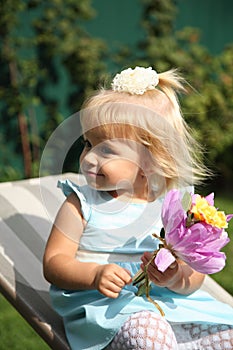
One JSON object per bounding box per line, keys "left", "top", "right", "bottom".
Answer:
{"left": 136, "top": 282, "right": 151, "bottom": 297}
{"left": 136, "top": 283, "right": 147, "bottom": 296}
{"left": 182, "top": 192, "right": 192, "bottom": 212}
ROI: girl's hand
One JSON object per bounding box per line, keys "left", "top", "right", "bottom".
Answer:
{"left": 140, "top": 251, "right": 180, "bottom": 289}
{"left": 94, "top": 264, "right": 132, "bottom": 298}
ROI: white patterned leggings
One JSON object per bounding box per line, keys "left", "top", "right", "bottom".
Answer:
{"left": 105, "top": 311, "right": 233, "bottom": 350}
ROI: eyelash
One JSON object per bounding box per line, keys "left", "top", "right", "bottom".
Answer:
{"left": 100, "top": 145, "right": 114, "bottom": 154}
{"left": 82, "top": 138, "right": 116, "bottom": 156}
{"left": 82, "top": 139, "right": 92, "bottom": 149}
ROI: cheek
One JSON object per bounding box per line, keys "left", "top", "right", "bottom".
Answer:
{"left": 99, "top": 161, "right": 115, "bottom": 174}
{"left": 117, "top": 161, "right": 140, "bottom": 178}
{"left": 79, "top": 152, "right": 84, "bottom": 163}
{"left": 79, "top": 150, "right": 86, "bottom": 166}
{"left": 79, "top": 149, "right": 93, "bottom": 170}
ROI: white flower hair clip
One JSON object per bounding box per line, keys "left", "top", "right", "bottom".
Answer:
{"left": 111, "top": 66, "right": 159, "bottom": 95}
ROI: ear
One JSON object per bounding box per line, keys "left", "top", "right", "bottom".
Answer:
{"left": 139, "top": 169, "right": 146, "bottom": 178}
{"left": 140, "top": 160, "right": 154, "bottom": 176}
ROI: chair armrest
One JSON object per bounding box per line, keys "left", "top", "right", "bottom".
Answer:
{"left": 0, "top": 174, "right": 81, "bottom": 349}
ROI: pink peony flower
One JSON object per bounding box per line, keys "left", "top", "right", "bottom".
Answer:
{"left": 154, "top": 190, "right": 231, "bottom": 274}
{"left": 133, "top": 189, "right": 232, "bottom": 315}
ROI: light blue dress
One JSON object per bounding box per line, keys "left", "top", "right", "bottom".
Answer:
{"left": 50, "top": 180, "right": 233, "bottom": 350}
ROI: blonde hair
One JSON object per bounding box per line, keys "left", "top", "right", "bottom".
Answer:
{"left": 80, "top": 69, "right": 208, "bottom": 193}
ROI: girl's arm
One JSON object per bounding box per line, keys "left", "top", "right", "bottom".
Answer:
{"left": 141, "top": 252, "right": 205, "bottom": 295}
{"left": 43, "top": 193, "right": 131, "bottom": 298}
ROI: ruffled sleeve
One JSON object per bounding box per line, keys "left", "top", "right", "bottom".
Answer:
{"left": 57, "top": 179, "right": 91, "bottom": 221}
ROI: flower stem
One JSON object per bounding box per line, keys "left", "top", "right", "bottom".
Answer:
{"left": 132, "top": 248, "right": 165, "bottom": 317}
{"left": 144, "top": 253, "right": 165, "bottom": 317}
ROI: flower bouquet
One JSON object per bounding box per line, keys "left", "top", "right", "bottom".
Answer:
{"left": 133, "top": 189, "right": 232, "bottom": 316}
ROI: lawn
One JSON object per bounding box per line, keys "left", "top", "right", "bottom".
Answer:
{"left": 0, "top": 194, "right": 232, "bottom": 349}
{"left": 210, "top": 194, "right": 233, "bottom": 295}
{"left": 0, "top": 294, "right": 49, "bottom": 350}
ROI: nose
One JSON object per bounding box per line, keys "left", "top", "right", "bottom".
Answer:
{"left": 80, "top": 149, "right": 97, "bottom": 167}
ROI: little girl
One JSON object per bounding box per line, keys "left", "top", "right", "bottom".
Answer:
{"left": 43, "top": 67, "right": 233, "bottom": 350}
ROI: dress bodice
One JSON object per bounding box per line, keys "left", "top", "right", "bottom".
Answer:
{"left": 58, "top": 179, "right": 163, "bottom": 259}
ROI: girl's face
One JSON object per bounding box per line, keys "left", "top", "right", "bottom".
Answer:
{"left": 79, "top": 131, "right": 148, "bottom": 197}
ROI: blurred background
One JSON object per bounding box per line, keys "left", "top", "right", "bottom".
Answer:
{"left": 0, "top": 0, "right": 232, "bottom": 348}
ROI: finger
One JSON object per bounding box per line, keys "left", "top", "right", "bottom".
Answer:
{"left": 140, "top": 256, "right": 148, "bottom": 265}
{"left": 123, "top": 268, "right": 132, "bottom": 282}
{"left": 142, "top": 251, "right": 152, "bottom": 260}
{"left": 146, "top": 262, "right": 166, "bottom": 281}
{"left": 108, "top": 270, "right": 130, "bottom": 289}
{"left": 108, "top": 281, "right": 123, "bottom": 293}
{"left": 141, "top": 253, "right": 152, "bottom": 265}
{"left": 109, "top": 275, "right": 125, "bottom": 289}
{"left": 169, "top": 261, "right": 178, "bottom": 270}
{"left": 115, "top": 267, "right": 132, "bottom": 284}
{"left": 98, "top": 278, "right": 122, "bottom": 297}
{"left": 101, "top": 287, "right": 120, "bottom": 299}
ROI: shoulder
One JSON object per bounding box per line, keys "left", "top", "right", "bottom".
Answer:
{"left": 58, "top": 179, "right": 99, "bottom": 221}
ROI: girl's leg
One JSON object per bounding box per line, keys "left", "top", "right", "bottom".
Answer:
{"left": 106, "top": 310, "right": 178, "bottom": 350}
{"left": 172, "top": 323, "right": 233, "bottom": 350}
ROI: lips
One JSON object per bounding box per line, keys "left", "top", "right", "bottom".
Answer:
{"left": 82, "top": 169, "right": 104, "bottom": 178}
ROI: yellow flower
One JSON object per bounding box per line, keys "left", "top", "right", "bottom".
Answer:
{"left": 191, "top": 195, "right": 228, "bottom": 229}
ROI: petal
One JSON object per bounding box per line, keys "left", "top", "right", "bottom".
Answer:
{"left": 191, "top": 194, "right": 200, "bottom": 205}
{"left": 199, "top": 234, "right": 230, "bottom": 251}
{"left": 186, "top": 252, "right": 226, "bottom": 274}
{"left": 162, "top": 190, "right": 186, "bottom": 234}
{"left": 154, "top": 248, "right": 176, "bottom": 273}
{"left": 205, "top": 193, "right": 215, "bottom": 206}
{"left": 166, "top": 225, "right": 187, "bottom": 247}
{"left": 173, "top": 224, "right": 229, "bottom": 254}
{"left": 172, "top": 225, "right": 203, "bottom": 251}
{"left": 227, "top": 214, "right": 233, "bottom": 222}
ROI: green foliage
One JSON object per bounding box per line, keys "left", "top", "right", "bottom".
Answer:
{"left": 33, "top": 0, "right": 106, "bottom": 112}
{"left": 0, "top": 0, "right": 39, "bottom": 179}
{"left": 116, "top": 0, "right": 233, "bottom": 184}
{"left": 211, "top": 195, "right": 233, "bottom": 296}
{"left": 0, "top": 0, "right": 107, "bottom": 180}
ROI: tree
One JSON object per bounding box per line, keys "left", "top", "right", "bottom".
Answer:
{"left": 0, "top": 0, "right": 39, "bottom": 179}
{"left": 33, "top": 0, "right": 107, "bottom": 122}
{"left": 33, "top": 0, "right": 108, "bottom": 175}
{"left": 0, "top": 0, "right": 107, "bottom": 180}
{"left": 115, "top": 0, "right": 233, "bottom": 185}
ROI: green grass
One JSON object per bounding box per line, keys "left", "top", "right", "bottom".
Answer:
{"left": 210, "top": 195, "right": 233, "bottom": 295}
{"left": 0, "top": 194, "right": 232, "bottom": 349}
{"left": 0, "top": 294, "right": 49, "bottom": 350}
